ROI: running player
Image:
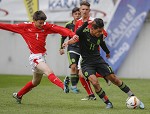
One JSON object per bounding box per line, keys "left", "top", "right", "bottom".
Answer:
{"left": 59, "top": 7, "right": 81, "bottom": 93}
{"left": 75, "top": 1, "right": 111, "bottom": 101}
{"left": 0, "top": 10, "right": 78, "bottom": 104}
{"left": 63, "top": 18, "right": 144, "bottom": 109}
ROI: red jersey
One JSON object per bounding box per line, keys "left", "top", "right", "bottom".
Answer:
{"left": 74, "top": 17, "right": 107, "bottom": 37}
{"left": 0, "top": 22, "right": 75, "bottom": 54}
{"left": 74, "top": 16, "right": 94, "bottom": 32}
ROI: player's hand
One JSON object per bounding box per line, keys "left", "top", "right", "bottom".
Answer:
{"left": 106, "top": 53, "right": 110, "bottom": 58}
{"left": 62, "top": 41, "right": 69, "bottom": 48}
{"left": 59, "top": 49, "right": 65, "bottom": 55}
{"left": 72, "top": 35, "right": 79, "bottom": 41}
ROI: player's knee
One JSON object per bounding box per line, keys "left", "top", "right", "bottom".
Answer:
{"left": 71, "top": 64, "right": 77, "bottom": 71}
{"left": 32, "top": 80, "right": 41, "bottom": 86}
{"left": 91, "top": 80, "right": 99, "bottom": 87}
{"left": 44, "top": 70, "right": 53, "bottom": 76}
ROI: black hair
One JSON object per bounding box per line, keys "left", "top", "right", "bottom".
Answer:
{"left": 33, "top": 10, "right": 47, "bottom": 21}
{"left": 72, "top": 7, "right": 80, "bottom": 14}
{"left": 80, "top": 1, "right": 90, "bottom": 7}
{"left": 92, "top": 18, "right": 104, "bottom": 29}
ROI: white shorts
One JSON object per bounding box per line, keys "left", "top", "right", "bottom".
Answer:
{"left": 77, "top": 56, "right": 82, "bottom": 70}
{"left": 29, "top": 53, "right": 46, "bottom": 73}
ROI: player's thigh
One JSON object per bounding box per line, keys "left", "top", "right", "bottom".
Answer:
{"left": 67, "top": 51, "right": 80, "bottom": 67}
{"left": 36, "top": 62, "right": 53, "bottom": 75}
{"left": 81, "top": 65, "right": 96, "bottom": 80}
{"left": 96, "top": 63, "right": 114, "bottom": 77}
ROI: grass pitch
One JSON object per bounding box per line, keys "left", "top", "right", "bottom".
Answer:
{"left": 0, "top": 74, "right": 150, "bottom": 114}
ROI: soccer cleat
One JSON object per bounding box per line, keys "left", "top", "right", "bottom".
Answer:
{"left": 81, "top": 96, "right": 96, "bottom": 101}
{"left": 139, "top": 101, "right": 145, "bottom": 109}
{"left": 12, "top": 93, "right": 22, "bottom": 104}
{"left": 70, "top": 86, "right": 79, "bottom": 94}
{"left": 63, "top": 76, "right": 70, "bottom": 93}
{"left": 104, "top": 77, "right": 111, "bottom": 86}
{"left": 106, "top": 102, "right": 113, "bottom": 109}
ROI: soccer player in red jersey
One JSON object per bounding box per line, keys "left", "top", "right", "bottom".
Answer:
{"left": 0, "top": 10, "right": 78, "bottom": 104}
{"left": 75, "top": 1, "right": 111, "bottom": 101}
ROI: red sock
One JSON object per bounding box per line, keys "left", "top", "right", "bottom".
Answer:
{"left": 48, "top": 73, "right": 64, "bottom": 89}
{"left": 79, "top": 77, "right": 94, "bottom": 95}
{"left": 96, "top": 72, "right": 103, "bottom": 78}
{"left": 17, "top": 81, "right": 35, "bottom": 98}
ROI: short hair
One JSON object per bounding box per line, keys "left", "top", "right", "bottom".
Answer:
{"left": 92, "top": 18, "right": 104, "bottom": 29}
{"left": 72, "top": 7, "right": 80, "bottom": 14}
{"left": 80, "top": 1, "right": 90, "bottom": 7}
{"left": 33, "top": 10, "right": 47, "bottom": 21}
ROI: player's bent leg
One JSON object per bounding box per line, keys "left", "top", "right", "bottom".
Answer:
{"left": 106, "top": 74, "right": 145, "bottom": 109}
{"left": 88, "top": 75, "right": 113, "bottom": 109}
{"left": 37, "top": 62, "right": 65, "bottom": 90}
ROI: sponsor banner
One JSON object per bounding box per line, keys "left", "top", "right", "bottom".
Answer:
{"left": 101, "top": 0, "right": 150, "bottom": 73}
{"left": 0, "top": 0, "right": 114, "bottom": 22}
{"left": 24, "top": 0, "right": 39, "bottom": 21}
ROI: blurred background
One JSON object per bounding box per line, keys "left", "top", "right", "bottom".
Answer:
{"left": 0, "top": 0, "right": 150, "bottom": 79}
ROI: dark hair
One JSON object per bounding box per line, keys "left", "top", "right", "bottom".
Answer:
{"left": 80, "top": 1, "right": 90, "bottom": 7}
{"left": 92, "top": 18, "right": 104, "bottom": 29}
{"left": 33, "top": 10, "right": 47, "bottom": 21}
{"left": 72, "top": 7, "right": 80, "bottom": 14}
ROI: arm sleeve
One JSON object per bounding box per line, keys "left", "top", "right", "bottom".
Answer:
{"left": 60, "top": 24, "right": 68, "bottom": 49}
{"left": 60, "top": 36, "right": 66, "bottom": 49}
{"left": 47, "top": 24, "right": 75, "bottom": 38}
{"left": 0, "top": 22, "right": 25, "bottom": 34}
{"left": 100, "top": 37, "right": 110, "bottom": 54}
{"left": 76, "top": 22, "right": 88, "bottom": 36}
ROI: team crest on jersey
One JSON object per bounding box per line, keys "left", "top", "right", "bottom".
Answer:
{"left": 71, "top": 58, "right": 75, "bottom": 62}
{"left": 83, "top": 28, "right": 89, "bottom": 32}
{"left": 84, "top": 72, "right": 88, "bottom": 76}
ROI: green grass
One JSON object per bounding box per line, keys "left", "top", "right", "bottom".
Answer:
{"left": 0, "top": 74, "right": 150, "bottom": 114}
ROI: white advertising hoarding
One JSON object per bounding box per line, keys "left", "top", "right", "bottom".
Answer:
{"left": 0, "top": 0, "right": 114, "bottom": 22}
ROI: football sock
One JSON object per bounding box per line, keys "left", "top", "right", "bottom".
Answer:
{"left": 48, "top": 73, "right": 64, "bottom": 89}
{"left": 79, "top": 77, "right": 94, "bottom": 95}
{"left": 119, "top": 82, "right": 134, "bottom": 96}
{"left": 70, "top": 74, "right": 79, "bottom": 86}
{"left": 17, "top": 81, "right": 35, "bottom": 98}
{"left": 96, "top": 88, "right": 111, "bottom": 104}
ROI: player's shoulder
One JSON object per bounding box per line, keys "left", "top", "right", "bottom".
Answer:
{"left": 23, "top": 22, "right": 33, "bottom": 25}
{"left": 21, "top": 22, "right": 33, "bottom": 27}
{"left": 43, "top": 22, "right": 53, "bottom": 28}
{"left": 66, "top": 20, "right": 73, "bottom": 25}
{"left": 65, "top": 20, "right": 73, "bottom": 27}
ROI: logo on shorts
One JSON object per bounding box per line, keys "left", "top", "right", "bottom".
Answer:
{"left": 84, "top": 72, "right": 88, "bottom": 76}
{"left": 71, "top": 58, "right": 75, "bottom": 62}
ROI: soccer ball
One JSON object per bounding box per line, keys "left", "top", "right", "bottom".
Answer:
{"left": 126, "top": 96, "right": 140, "bottom": 109}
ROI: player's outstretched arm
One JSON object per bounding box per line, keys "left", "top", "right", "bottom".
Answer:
{"left": 62, "top": 35, "right": 79, "bottom": 48}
